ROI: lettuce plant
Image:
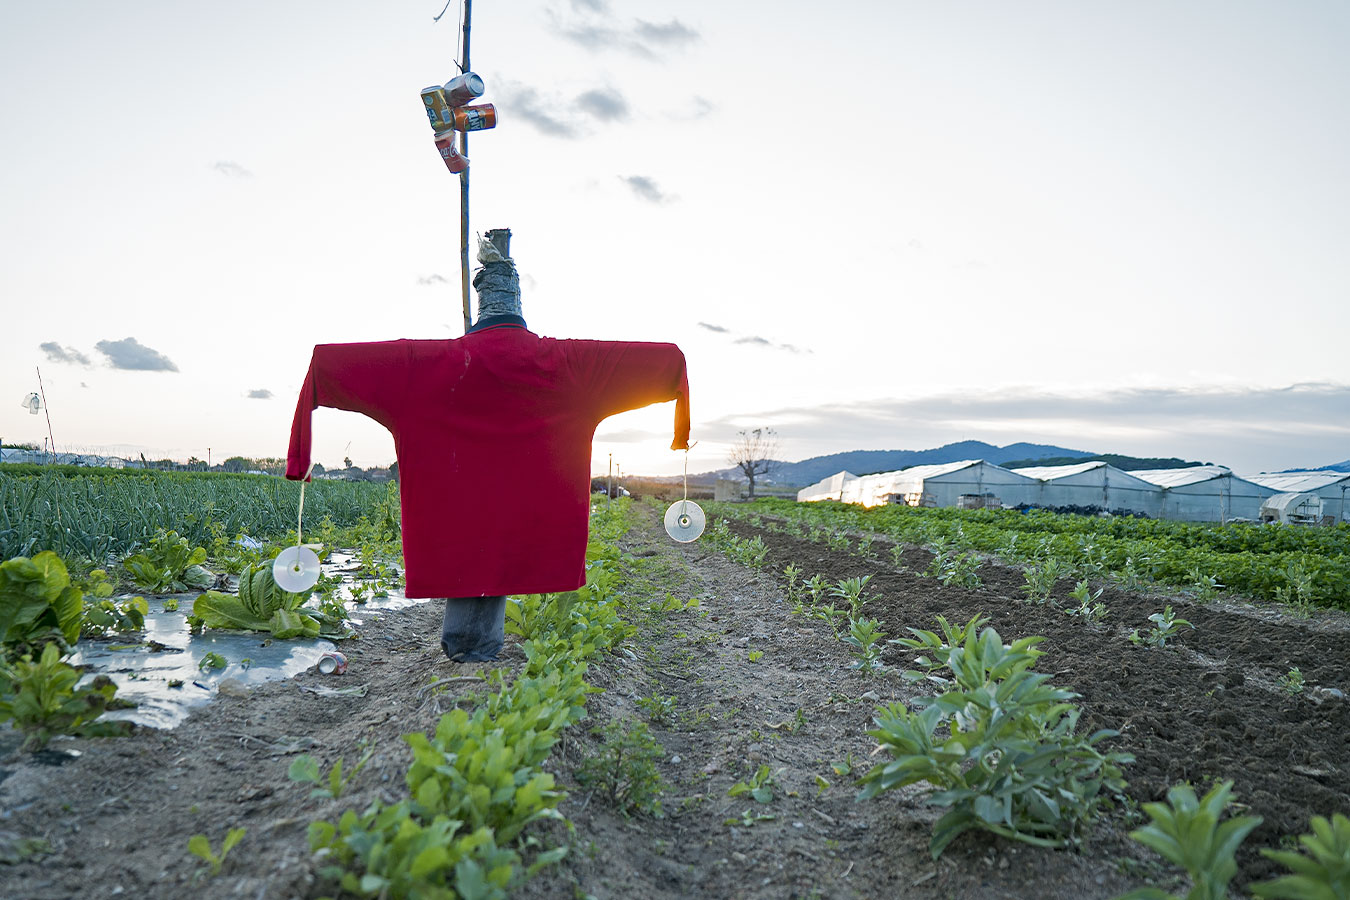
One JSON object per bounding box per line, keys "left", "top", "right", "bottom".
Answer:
{"left": 123, "top": 529, "right": 213, "bottom": 593}
{"left": 0, "top": 551, "right": 84, "bottom": 659}
{"left": 0, "top": 642, "right": 133, "bottom": 751}
{"left": 190, "top": 561, "right": 325, "bottom": 639}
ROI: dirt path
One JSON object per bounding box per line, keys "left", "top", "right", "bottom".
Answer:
{"left": 6, "top": 502, "right": 1341, "bottom": 898}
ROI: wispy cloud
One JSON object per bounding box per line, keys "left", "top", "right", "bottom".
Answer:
{"left": 702, "top": 323, "right": 809, "bottom": 354}
{"left": 620, "top": 175, "right": 673, "bottom": 204}
{"left": 39, "top": 342, "right": 91, "bottom": 366}
{"left": 501, "top": 85, "right": 578, "bottom": 138}
{"left": 575, "top": 87, "right": 630, "bottom": 123}
{"left": 698, "top": 383, "right": 1350, "bottom": 473}
{"left": 547, "top": 5, "right": 699, "bottom": 59}
{"left": 94, "top": 337, "right": 179, "bottom": 372}
{"left": 634, "top": 18, "right": 700, "bottom": 49}
{"left": 246, "top": 389, "right": 273, "bottom": 400}
{"left": 213, "top": 161, "right": 252, "bottom": 177}
{"left": 418, "top": 273, "right": 450, "bottom": 286}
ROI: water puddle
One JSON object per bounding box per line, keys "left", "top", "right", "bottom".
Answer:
{"left": 67, "top": 552, "right": 426, "bottom": 729}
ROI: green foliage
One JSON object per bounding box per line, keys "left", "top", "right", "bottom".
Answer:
{"left": 289, "top": 745, "right": 375, "bottom": 799}
{"left": 831, "top": 575, "right": 873, "bottom": 616}
{"left": 1116, "top": 780, "right": 1262, "bottom": 900}
{"left": 122, "top": 529, "right": 213, "bottom": 593}
{"left": 0, "top": 550, "right": 85, "bottom": 658}
{"left": 728, "top": 535, "right": 769, "bottom": 568}
{"left": 1022, "top": 559, "right": 1064, "bottom": 604}
{"left": 862, "top": 619, "right": 1131, "bottom": 857}
{"left": 1065, "top": 580, "right": 1108, "bottom": 622}
{"left": 728, "top": 764, "right": 779, "bottom": 804}
{"left": 1189, "top": 568, "right": 1224, "bottom": 603}
{"left": 843, "top": 616, "right": 888, "bottom": 673}
{"left": 1129, "top": 606, "right": 1194, "bottom": 649}
{"left": 307, "top": 505, "right": 636, "bottom": 897}
{"left": 1279, "top": 667, "right": 1305, "bottom": 695}
{"left": 576, "top": 718, "right": 667, "bottom": 817}
{"left": 187, "top": 827, "right": 246, "bottom": 877}
{"left": 0, "top": 642, "right": 133, "bottom": 751}
{"left": 198, "top": 651, "right": 227, "bottom": 671}
{"left": 1252, "top": 813, "right": 1350, "bottom": 899}
{"left": 82, "top": 595, "right": 148, "bottom": 638}
{"left": 191, "top": 561, "right": 331, "bottom": 639}
{"left": 0, "top": 468, "right": 389, "bottom": 565}
{"left": 636, "top": 693, "right": 677, "bottom": 726}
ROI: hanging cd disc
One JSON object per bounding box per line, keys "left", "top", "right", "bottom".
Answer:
{"left": 273, "top": 546, "right": 322, "bottom": 592}
{"left": 664, "top": 500, "right": 706, "bottom": 543}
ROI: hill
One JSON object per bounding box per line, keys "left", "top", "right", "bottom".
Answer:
{"left": 693, "top": 440, "right": 1094, "bottom": 487}
{"left": 997, "top": 453, "right": 1210, "bottom": 471}
{"left": 1277, "top": 459, "right": 1350, "bottom": 473}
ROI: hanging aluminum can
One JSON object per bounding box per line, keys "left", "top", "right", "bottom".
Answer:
{"left": 316, "top": 651, "right": 348, "bottom": 675}
{"left": 442, "top": 72, "right": 485, "bottom": 107}
{"left": 434, "top": 132, "right": 469, "bottom": 174}
{"left": 421, "top": 85, "right": 456, "bottom": 132}
{"left": 450, "top": 103, "right": 497, "bottom": 132}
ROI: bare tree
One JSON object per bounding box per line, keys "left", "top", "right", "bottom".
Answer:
{"left": 728, "top": 428, "right": 780, "bottom": 500}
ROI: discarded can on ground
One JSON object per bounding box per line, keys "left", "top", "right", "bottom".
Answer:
{"left": 316, "top": 651, "right": 348, "bottom": 675}
{"left": 449, "top": 103, "right": 496, "bottom": 132}
{"left": 442, "top": 72, "right": 485, "bottom": 107}
{"left": 434, "top": 133, "right": 469, "bottom": 173}
{"left": 421, "top": 85, "right": 456, "bottom": 132}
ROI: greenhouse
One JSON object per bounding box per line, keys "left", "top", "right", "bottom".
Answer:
{"left": 798, "top": 460, "right": 1040, "bottom": 509}
{"left": 1132, "top": 466, "right": 1277, "bottom": 522}
{"left": 1245, "top": 470, "right": 1350, "bottom": 523}
{"left": 1010, "top": 461, "right": 1160, "bottom": 515}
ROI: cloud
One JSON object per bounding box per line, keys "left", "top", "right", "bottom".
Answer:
{"left": 94, "top": 337, "right": 179, "bottom": 372}
{"left": 621, "top": 175, "right": 673, "bottom": 204}
{"left": 418, "top": 273, "right": 450, "bottom": 286}
{"left": 213, "top": 161, "right": 252, "bottom": 177}
{"left": 698, "top": 382, "right": 1350, "bottom": 473}
{"left": 40, "top": 342, "right": 91, "bottom": 366}
{"left": 501, "top": 85, "right": 578, "bottom": 138}
{"left": 547, "top": 6, "right": 699, "bottom": 59}
{"left": 634, "top": 18, "right": 700, "bottom": 49}
{"left": 701, "top": 323, "right": 809, "bottom": 354}
{"left": 246, "top": 389, "right": 273, "bottom": 400}
{"left": 575, "top": 87, "right": 630, "bottom": 123}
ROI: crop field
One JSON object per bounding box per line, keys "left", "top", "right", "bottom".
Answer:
{"left": 2, "top": 477, "right": 1349, "bottom": 899}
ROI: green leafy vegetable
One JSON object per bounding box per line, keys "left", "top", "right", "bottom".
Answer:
{"left": 0, "top": 551, "right": 85, "bottom": 659}
{"left": 0, "top": 642, "right": 133, "bottom": 751}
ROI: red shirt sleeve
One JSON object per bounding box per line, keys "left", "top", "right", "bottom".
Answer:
{"left": 566, "top": 340, "right": 691, "bottom": 450}
{"left": 285, "top": 341, "right": 412, "bottom": 480}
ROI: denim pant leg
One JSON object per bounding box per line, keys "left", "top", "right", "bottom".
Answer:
{"left": 441, "top": 596, "right": 507, "bottom": 662}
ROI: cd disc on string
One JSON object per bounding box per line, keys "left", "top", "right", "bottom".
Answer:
{"left": 664, "top": 500, "right": 706, "bottom": 543}
{"left": 274, "top": 546, "right": 322, "bottom": 592}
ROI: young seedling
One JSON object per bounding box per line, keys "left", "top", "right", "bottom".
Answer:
{"left": 1278, "top": 667, "right": 1305, "bottom": 695}
{"left": 1128, "top": 606, "right": 1194, "bottom": 649}
{"left": 843, "top": 616, "right": 888, "bottom": 673}
{"left": 187, "top": 827, "right": 246, "bottom": 877}
{"left": 1065, "top": 580, "right": 1108, "bottom": 622}
{"left": 288, "top": 745, "right": 375, "bottom": 799}
{"left": 1188, "top": 568, "right": 1224, "bottom": 604}
{"left": 830, "top": 575, "right": 872, "bottom": 617}
{"left": 198, "top": 651, "right": 227, "bottom": 671}
{"left": 728, "top": 764, "right": 779, "bottom": 803}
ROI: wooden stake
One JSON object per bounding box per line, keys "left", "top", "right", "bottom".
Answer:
{"left": 458, "top": 0, "right": 473, "bottom": 332}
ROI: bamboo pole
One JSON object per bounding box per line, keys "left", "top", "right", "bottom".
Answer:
{"left": 458, "top": 0, "right": 473, "bottom": 332}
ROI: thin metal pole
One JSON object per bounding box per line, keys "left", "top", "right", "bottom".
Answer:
{"left": 458, "top": 0, "right": 473, "bottom": 332}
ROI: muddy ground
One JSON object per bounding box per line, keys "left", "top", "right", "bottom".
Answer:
{"left": 2, "top": 502, "right": 1347, "bottom": 899}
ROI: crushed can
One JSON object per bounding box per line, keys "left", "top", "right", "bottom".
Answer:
{"left": 316, "top": 651, "right": 348, "bottom": 675}
{"left": 434, "top": 132, "right": 469, "bottom": 173}
{"left": 449, "top": 103, "right": 496, "bottom": 132}
{"left": 442, "top": 72, "right": 485, "bottom": 107}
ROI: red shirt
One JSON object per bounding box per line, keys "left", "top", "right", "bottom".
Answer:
{"left": 285, "top": 325, "right": 690, "bottom": 598}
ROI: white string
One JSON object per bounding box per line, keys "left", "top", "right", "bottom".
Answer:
{"left": 297, "top": 461, "right": 316, "bottom": 547}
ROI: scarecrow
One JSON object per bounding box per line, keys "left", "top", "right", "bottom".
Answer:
{"left": 285, "top": 230, "right": 690, "bottom": 660}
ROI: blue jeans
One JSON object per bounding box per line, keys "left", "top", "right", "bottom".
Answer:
{"left": 441, "top": 596, "right": 506, "bottom": 662}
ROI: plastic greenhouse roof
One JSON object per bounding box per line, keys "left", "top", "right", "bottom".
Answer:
{"left": 1012, "top": 461, "right": 1107, "bottom": 480}
{"left": 1245, "top": 471, "right": 1350, "bottom": 492}
{"left": 1131, "top": 466, "right": 1233, "bottom": 488}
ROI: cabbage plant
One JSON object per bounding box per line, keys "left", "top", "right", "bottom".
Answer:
{"left": 191, "top": 561, "right": 325, "bottom": 639}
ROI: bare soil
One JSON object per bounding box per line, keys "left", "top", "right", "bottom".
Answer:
{"left": 2, "top": 503, "right": 1346, "bottom": 899}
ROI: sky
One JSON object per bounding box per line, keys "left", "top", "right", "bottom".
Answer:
{"left": 2, "top": 0, "right": 1347, "bottom": 478}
